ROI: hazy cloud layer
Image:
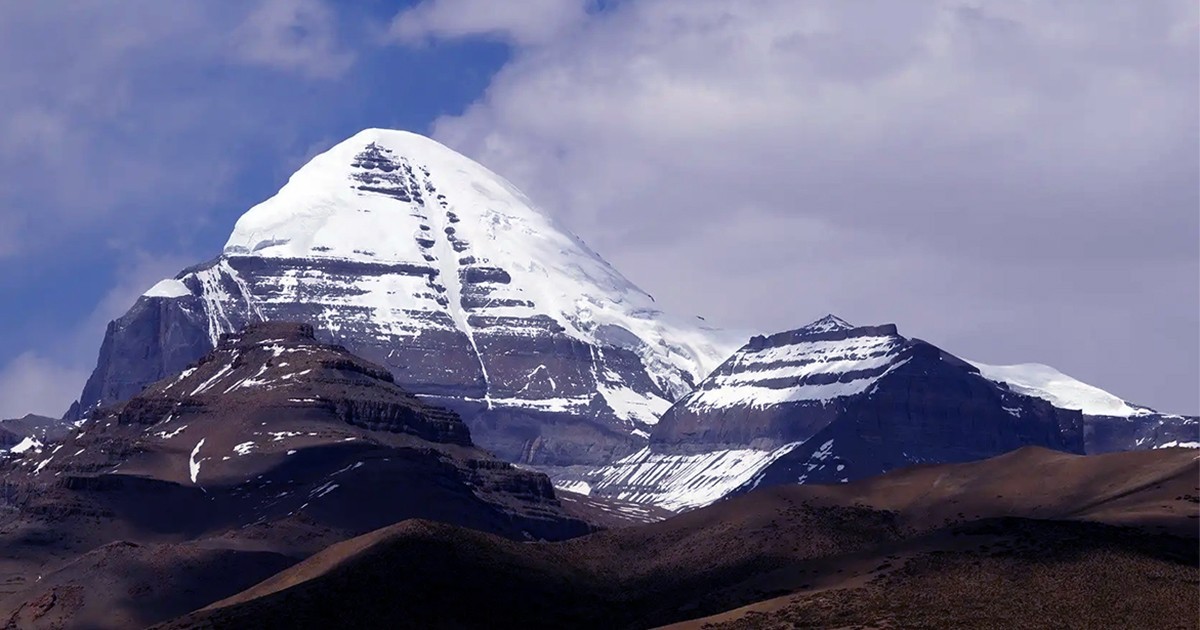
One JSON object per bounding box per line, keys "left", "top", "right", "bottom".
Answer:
{"left": 402, "top": 0, "right": 1199, "bottom": 411}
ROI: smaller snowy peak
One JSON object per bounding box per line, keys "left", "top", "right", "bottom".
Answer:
{"left": 686, "top": 320, "right": 908, "bottom": 411}
{"left": 968, "top": 361, "right": 1154, "bottom": 418}
{"left": 797, "top": 314, "right": 854, "bottom": 335}
{"left": 143, "top": 278, "right": 191, "bottom": 299}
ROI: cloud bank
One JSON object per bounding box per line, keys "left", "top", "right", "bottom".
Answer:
{"left": 398, "top": 0, "right": 1200, "bottom": 412}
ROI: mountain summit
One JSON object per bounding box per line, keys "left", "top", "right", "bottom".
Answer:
{"left": 71, "top": 129, "right": 737, "bottom": 466}
{"left": 570, "top": 315, "right": 1087, "bottom": 510}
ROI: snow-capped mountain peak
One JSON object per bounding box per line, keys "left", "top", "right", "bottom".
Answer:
{"left": 214, "top": 129, "right": 732, "bottom": 400}
{"left": 225, "top": 129, "right": 634, "bottom": 296}
{"left": 85, "top": 128, "right": 740, "bottom": 466}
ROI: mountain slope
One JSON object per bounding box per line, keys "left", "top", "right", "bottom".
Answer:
{"left": 70, "top": 129, "right": 737, "bottom": 466}
{"left": 2, "top": 541, "right": 297, "bottom": 630}
{"left": 0, "top": 322, "right": 588, "bottom": 626}
{"left": 158, "top": 447, "right": 1199, "bottom": 630}
{"left": 568, "top": 316, "right": 1085, "bottom": 510}
{"left": 0, "top": 414, "right": 68, "bottom": 454}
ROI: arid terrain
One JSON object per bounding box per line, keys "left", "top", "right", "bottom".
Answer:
{"left": 149, "top": 447, "right": 1199, "bottom": 630}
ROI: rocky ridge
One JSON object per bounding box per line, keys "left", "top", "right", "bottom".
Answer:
{"left": 1, "top": 321, "right": 589, "bottom": 621}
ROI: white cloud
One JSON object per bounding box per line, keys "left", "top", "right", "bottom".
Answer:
{"left": 0, "top": 352, "right": 90, "bottom": 419}
{"left": 230, "top": 0, "right": 354, "bottom": 78}
{"left": 390, "top": 0, "right": 591, "bottom": 46}
{"left": 397, "top": 0, "right": 1199, "bottom": 411}
{"left": 0, "top": 2, "right": 354, "bottom": 261}
{"left": 0, "top": 2, "right": 348, "bottom": 417}
{"left": 0, "top": 252, "right": 191, "bottom": 419}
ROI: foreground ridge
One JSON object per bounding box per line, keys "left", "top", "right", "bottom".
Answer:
{"left": 1, "top": 321, "right": 589, "bottom": 627}
{"left": 155, "top": 447, "right": 1200, "bottom": 630}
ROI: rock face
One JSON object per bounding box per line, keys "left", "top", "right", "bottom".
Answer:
{"left": 9, "top": 322, "right": 589, "bottom": 543}
{"left": 0, "top": 414, "right": 68, "bottom": 455}
{"left": 0, "top": 322, "right": 590, "bottom": 624}
{"left": 69, "top": 129, "right": 736, "bottom": 467}
{"left": 573, "top": 315, "right": 1089, "bottom": 511}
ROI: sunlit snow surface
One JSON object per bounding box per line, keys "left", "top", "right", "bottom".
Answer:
{"left": 141, "top": 128, "right": 741, "bottom": 434}
{"left": 143, "top": 278, "right": 191, "bottom": 298}
{"left": 584, "top": 442, "right": 802, "bottom": 512}
{"left": 9, "top": 437, "right": 42, "bottom": 454}
{"left": 968, "top": 361, "right": 1153, "bottom": 418}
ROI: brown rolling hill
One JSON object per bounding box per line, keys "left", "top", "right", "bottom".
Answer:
{"left": 159, "top": 446, "right": 1200, "bottom": 630}
{"left": 2, "top": 540, "right": 297, "bottom": 630}
{"left": 668, "top": 518, "right": 1199, "bottom": 630}
{"left": 745, "top": 444, "right": 1200, "bottom": 536}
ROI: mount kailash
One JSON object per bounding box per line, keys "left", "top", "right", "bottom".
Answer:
{"left": 61, "top": 128, "right": 1197, "bottom": 512}
{"left": 70, "top": 129, "right": 737, "bottom": 468}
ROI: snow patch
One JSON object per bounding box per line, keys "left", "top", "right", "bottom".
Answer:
{"left": 583, "top": 442, "right": 802, "bottom": 511}
{"left": 311, "top": 481, "right": 339, "bottom": 498}
{"left": 970, "top": 361, "right": 1152, "bottom": 418}
{"left": 555, "top": 480, "right": 592, "bottom": 496}
{"left": 1155, "top": 440, "right": 1199, "bottom": 449}
{"left": 34, "top": 457, "right": 53, "bottom": 474}
{"left": 191, "top": 362, "right": 234, "bottom": 396}
{"left": 156, "top": 425, "right": 188, "bottom": 440}
{"left": 10, "top": 437, "right": 42, "bottom": 454}
{"left": 189, "top": 438, "right": 206, "bottom": 484}
{"left": 143, "top": 278, "right": 191, "bottom": 299}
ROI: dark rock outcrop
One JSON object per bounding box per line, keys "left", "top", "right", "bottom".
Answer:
{"left": 1084, "top": 413, "right": 1198, "bottom": 453}
{"left": 3, "top": 322, "right": 590, "bottom": 595}
{"left": 0, "top": 414, "right": 67, "bottom": 450}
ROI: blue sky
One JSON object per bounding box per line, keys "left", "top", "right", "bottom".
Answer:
{"left": 1, "top": 1, "right": 1197, "bottom": 417}
{"left": 0, "top": 1, "right": 512, "bottom": 415}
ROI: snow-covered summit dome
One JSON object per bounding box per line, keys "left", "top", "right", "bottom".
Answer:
{"left": 120, "top": 129, "right": 740, "bottom": 463}
{"left": 216, "top": 128, "right": 735, "bottom": 395}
